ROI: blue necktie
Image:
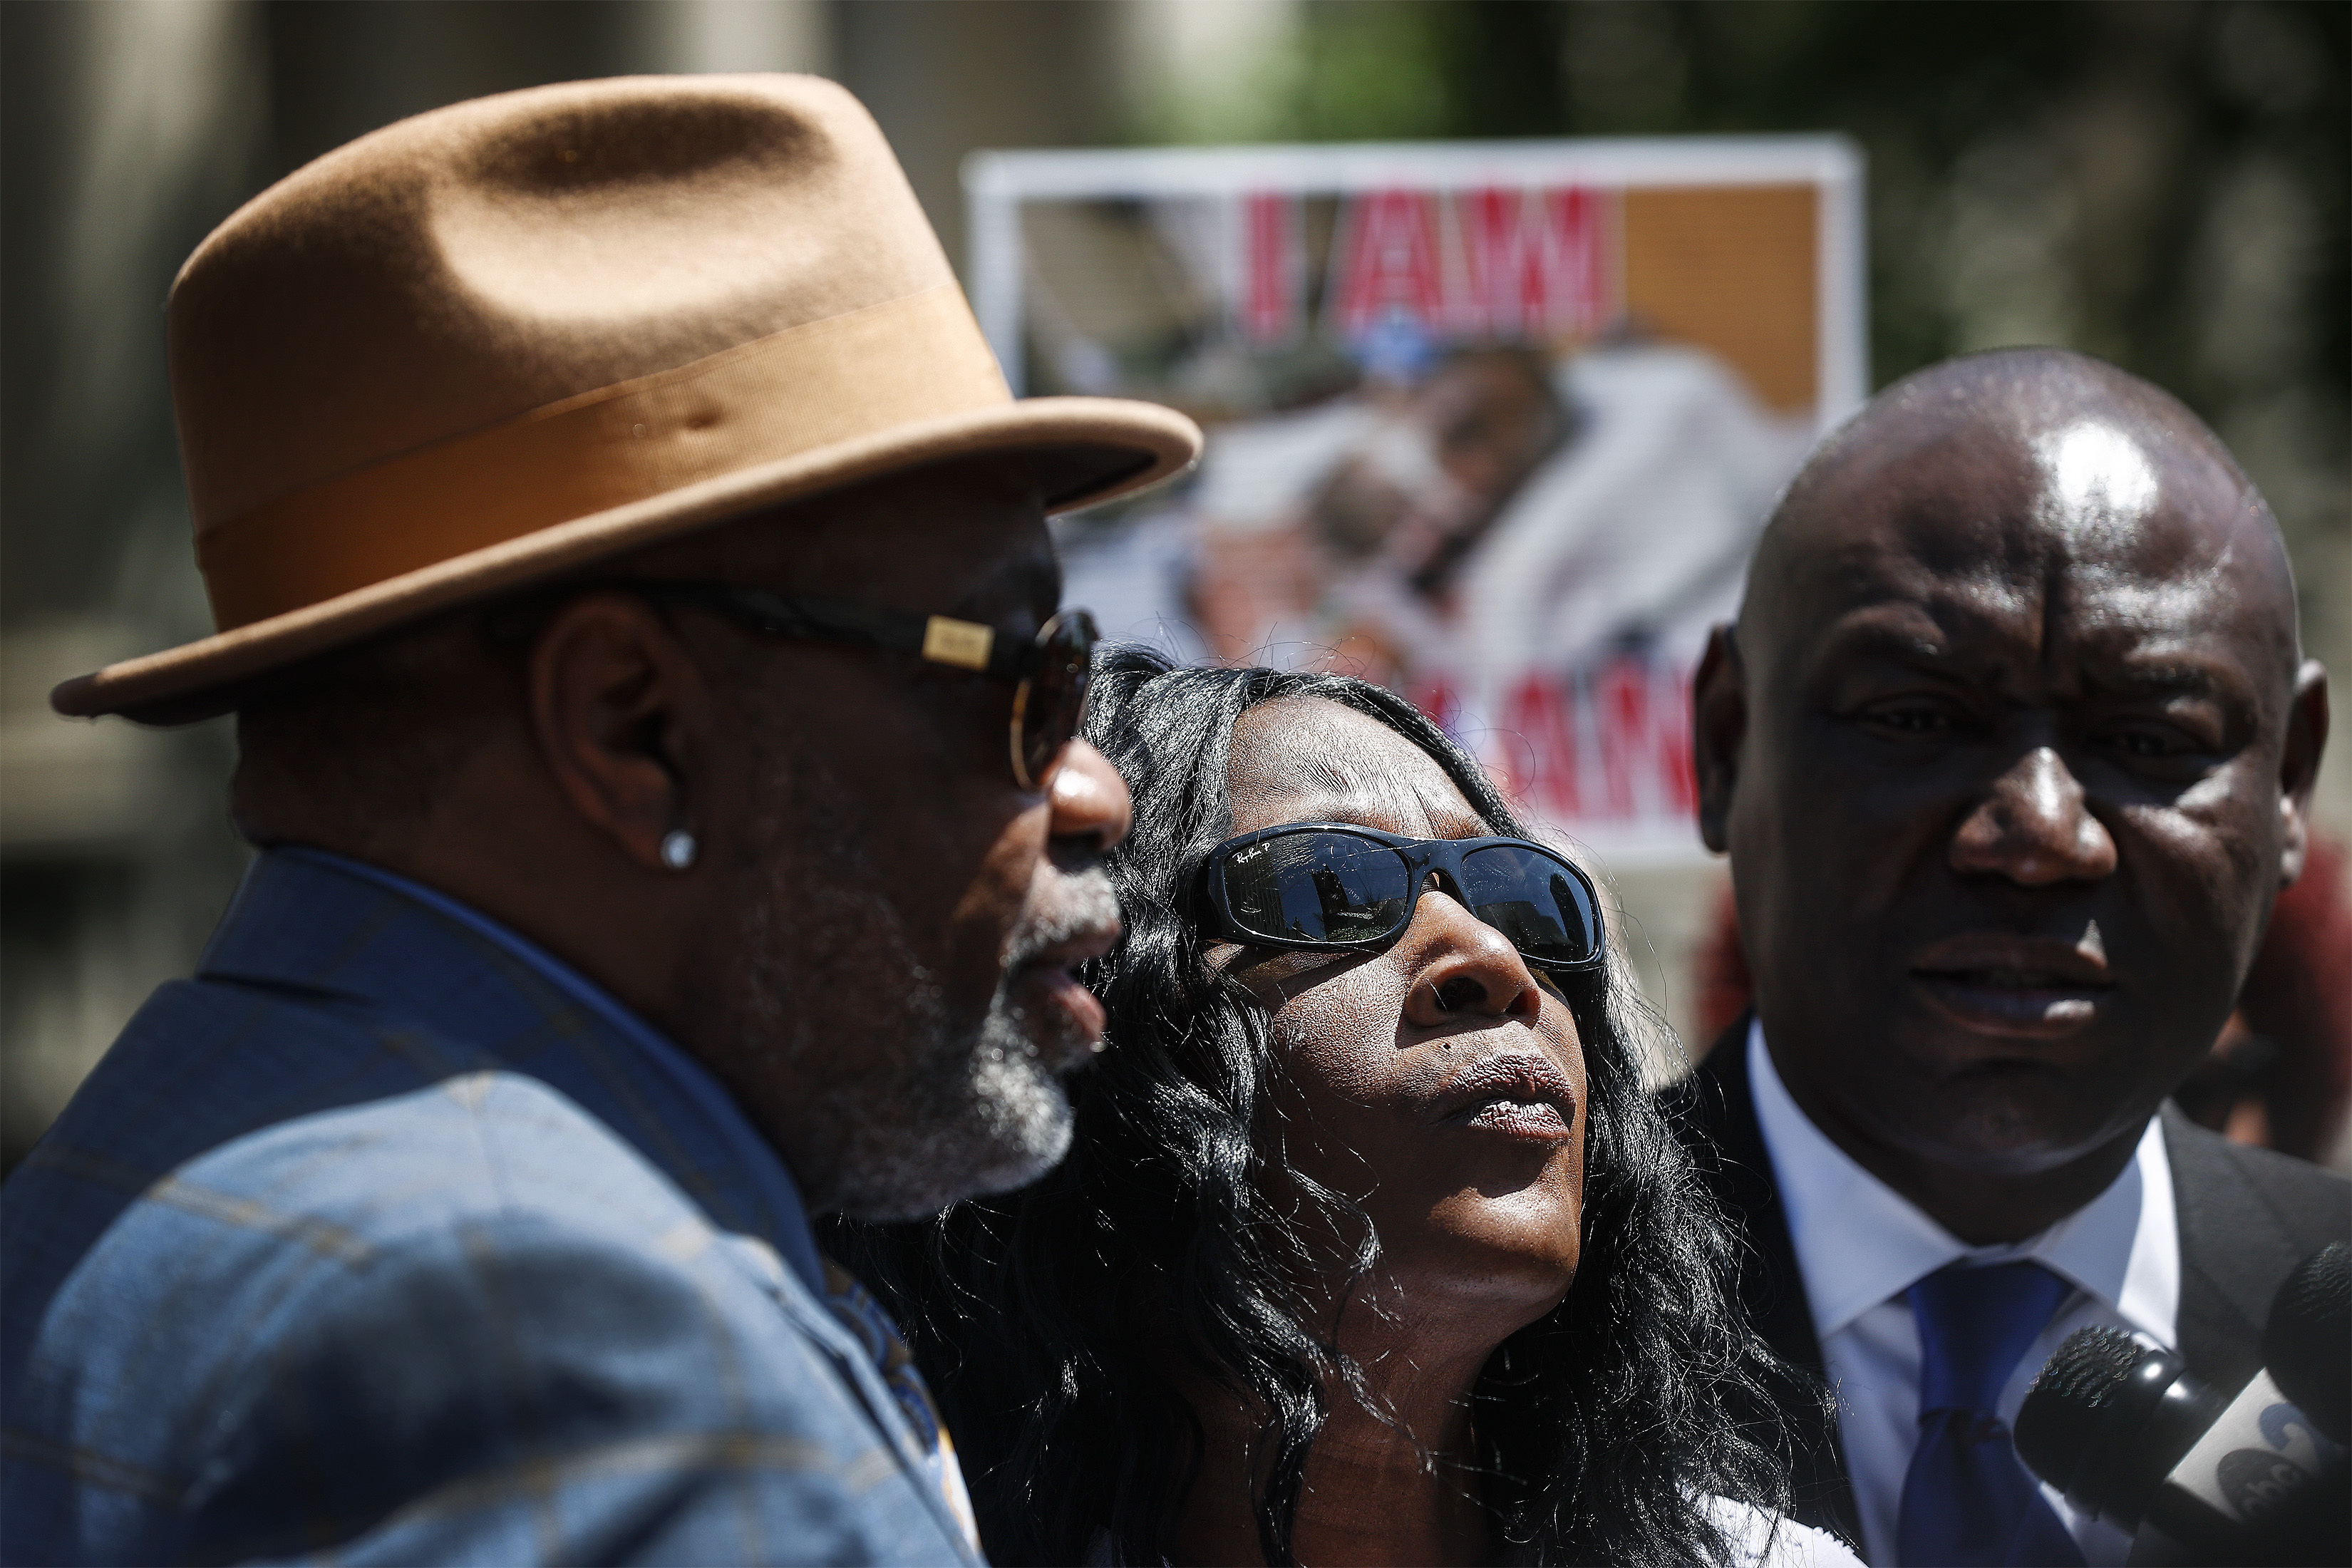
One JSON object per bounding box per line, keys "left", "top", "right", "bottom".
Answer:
{"left": 1896, "top": 1262, "right": 2087, "bottom": 1567}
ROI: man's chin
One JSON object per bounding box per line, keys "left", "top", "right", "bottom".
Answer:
{"left": 830, "top": 1054, "right": 1076, "bottom": 1222}
{"left": 1876, "top": 1073, "right": 2147, "bottom": 1176}
{"left": 832, "top": 1134, "right": 1072, "bottom": 1222}
{"left": 956, "top": 1048, "right": 1080, "bottom": 1192}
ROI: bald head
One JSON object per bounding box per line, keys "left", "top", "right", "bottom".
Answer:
{"left": 1691, "top": 348, "right": 2328, "bottom": 1241}
{"left": 1743, "top": 348, "right": 2298, "bottom": 684}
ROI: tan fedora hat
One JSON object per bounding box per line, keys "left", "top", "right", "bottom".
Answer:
{"left": 51, "top": 73, "right": 1200, "bottom": 723}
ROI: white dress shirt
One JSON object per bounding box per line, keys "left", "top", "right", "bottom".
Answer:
{"left": 1746, "top": 1023, "right": 2180, "bottom": 1566}
{"left": 1702, "top": 1496, "right": 1868, "bottom": 1568}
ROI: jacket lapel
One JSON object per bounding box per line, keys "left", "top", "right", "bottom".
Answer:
{"left": 717, "top": 1233, "right": 984, "bottom": 1562}
{"left": 1666, "top": 1017, "right": 1862, "bottom": 1545}
{"left": 2162, "top": 1102, "right": 2352, "bottom": 1397}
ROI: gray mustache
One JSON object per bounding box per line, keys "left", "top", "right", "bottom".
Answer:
{"left": 1005, "top": 870, "right": 1120, "bottom": 970}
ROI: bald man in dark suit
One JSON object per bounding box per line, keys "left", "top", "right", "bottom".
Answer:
{"left": 1671, "top": 349, "right": 2348, "bottom": 1565}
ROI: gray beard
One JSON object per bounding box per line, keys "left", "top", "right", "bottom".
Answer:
{"left": 720, "top": 748, "right": 1114, "bottom": 1222}
{"left": 830, "top": 865, "right": 1119, "bottom": 1220}
{"left": 840, "top": 979, "right": 1074, "bottom": 1221}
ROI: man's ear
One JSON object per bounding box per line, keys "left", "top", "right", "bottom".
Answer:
{"left": 1692, "top": 624, "right": 1746, "bottom": 855}
{"left": 2276, "top": 659, "right": 2329, "bottom": 887}
{"left": 527, "top": 592, "right": 709, "bottom": 875}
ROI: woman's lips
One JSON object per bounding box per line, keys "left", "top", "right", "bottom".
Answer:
{"left": 1909, "top": 931, "right": 2114, "bottom": 1041}
{"left": 1464, "top": 1099, "right": 1574, "bottom": 1140}
{"left": 1437, "top": 1052, "right": 1579, "bottom": 1143}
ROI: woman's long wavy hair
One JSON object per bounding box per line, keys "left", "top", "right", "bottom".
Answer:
{"left": 835, "top": 647, "right": 1793, "bottom": 1566}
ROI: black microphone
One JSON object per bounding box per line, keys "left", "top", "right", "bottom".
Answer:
{"left": 2263, "top": 1242, "right": 2348, "bottom": 1447}
{"left": 2014, "top": 1249, "right": 2350, "bottom": 1567}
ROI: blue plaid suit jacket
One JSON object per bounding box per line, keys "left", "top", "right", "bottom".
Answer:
{"left": 1, "top": 851, "right": 982, "bottom": 1566}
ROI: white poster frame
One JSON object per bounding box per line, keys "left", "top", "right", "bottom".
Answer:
{"left": 966, "top": 134, "right": 1867, "bottom": 434}
{"left": 964, "top": 135, "right": 1869, "bottom": 867}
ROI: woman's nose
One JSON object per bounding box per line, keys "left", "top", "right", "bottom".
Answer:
{"left": 1401, "top": 878, "right": 1544, "bottom": 1025}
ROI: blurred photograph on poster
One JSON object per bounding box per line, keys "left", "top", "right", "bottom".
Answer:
{"left": 968, "top": 138, "right": 1865, "bottom": 860}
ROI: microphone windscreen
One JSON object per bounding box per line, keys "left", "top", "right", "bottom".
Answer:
{"left": 2262, "top": 1241, "right": 2349, "bottom": 1445}
{"left": 2015, "top": 1325, "right": 2147, "bottom": 1492}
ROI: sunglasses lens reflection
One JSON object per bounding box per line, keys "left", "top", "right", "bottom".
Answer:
{"left": 1463, "top": 846, "right": 1600, "bottom": 967}
{"left": 1021, "top": 611, "right": 1097, "bottom": 784}
{"left": 1218, "top": 831, "right": 1601, "bottom": 967}
{"left": 1224, "top": 832, "right": 1411, "bottom": 944}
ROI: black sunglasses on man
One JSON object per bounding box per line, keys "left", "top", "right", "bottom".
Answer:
{"left": 628, "top": 582, "right": 1097, "bottom": 790}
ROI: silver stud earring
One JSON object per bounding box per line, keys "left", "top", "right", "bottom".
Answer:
{"left": 659, "top": 829, "right": 697, "bottom": 871}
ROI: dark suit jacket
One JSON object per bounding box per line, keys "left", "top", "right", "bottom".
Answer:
{"left": 1662, "top": 1014, "right": 2352, "bottom": 1547}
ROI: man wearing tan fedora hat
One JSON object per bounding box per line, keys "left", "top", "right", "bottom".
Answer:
{"left": 1, "top": 76, "right": 1199, "bottom": 1565}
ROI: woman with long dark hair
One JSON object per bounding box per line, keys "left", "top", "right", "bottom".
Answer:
{"left": 842, "top": 647, "right": 1852, "bottom": 1567}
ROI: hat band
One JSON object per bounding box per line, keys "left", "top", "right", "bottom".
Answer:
{"left": 193, "top": 284, "right": 1010, "bottom": 631}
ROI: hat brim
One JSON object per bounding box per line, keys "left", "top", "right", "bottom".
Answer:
{"left": 51, "top": 396, "right": 1200, "bottom": 724}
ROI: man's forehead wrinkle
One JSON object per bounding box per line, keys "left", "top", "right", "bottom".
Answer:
{"left": 2063, "top": 573, "right": 2291, "bottom": 696}
{"left": 1774, "top": 537, "right": 2043, "bottom": 655}
{"left": 1742, "top": 404, "right": 2044, "bottom": 655}
{"left": 2049, "top": 488, "right": 2300, "bottom": 688}
{"left": 2070, "top": 651, "right": 2247, "bottom": 704}
{"left": 1802, "top": 594, "right": 2031, "bottom": 689}
{"left": 1760, "top": 438, "right": 2264, "bottom": 619}
{"left": 1797, "top": 557, "right": 2284, "bottom": 713}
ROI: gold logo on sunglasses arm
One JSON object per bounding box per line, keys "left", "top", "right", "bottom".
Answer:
{"left": 921, "top": 616, "right": 996, "bottom": 672}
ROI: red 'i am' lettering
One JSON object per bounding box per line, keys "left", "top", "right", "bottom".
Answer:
{"left": 1330, "top": 189, "right": 1445, "bottom": 339}
{"left": 1237, "top": 192, "right": 1300, "bottom": 344}
{"left": 1451, "top": 186, "right": 1609, "bottom": 339}
{"left": 1502, "top": 670, "right": 1583, "bottom": 818}
{"left": 1591, "top": 654, "right": 1698, "bottom": 821}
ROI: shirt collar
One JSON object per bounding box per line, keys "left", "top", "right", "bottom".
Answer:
{"left": 277, "top": 847, "right": 832, "bottom": 1296}
{"left": 1748, "top": 1018, "right": 2175, "bottom": 1343}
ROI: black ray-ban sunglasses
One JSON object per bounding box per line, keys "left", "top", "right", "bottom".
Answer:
{"left": 1200, "top": 823, "right": 1607, "bottom": 974}
{"left": 629, "top": 582, "right": 1098, "bottom": 790}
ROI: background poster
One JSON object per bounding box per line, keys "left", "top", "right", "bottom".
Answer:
{"left": 969, "top": 136, "right": 1865, "bottom": 862}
